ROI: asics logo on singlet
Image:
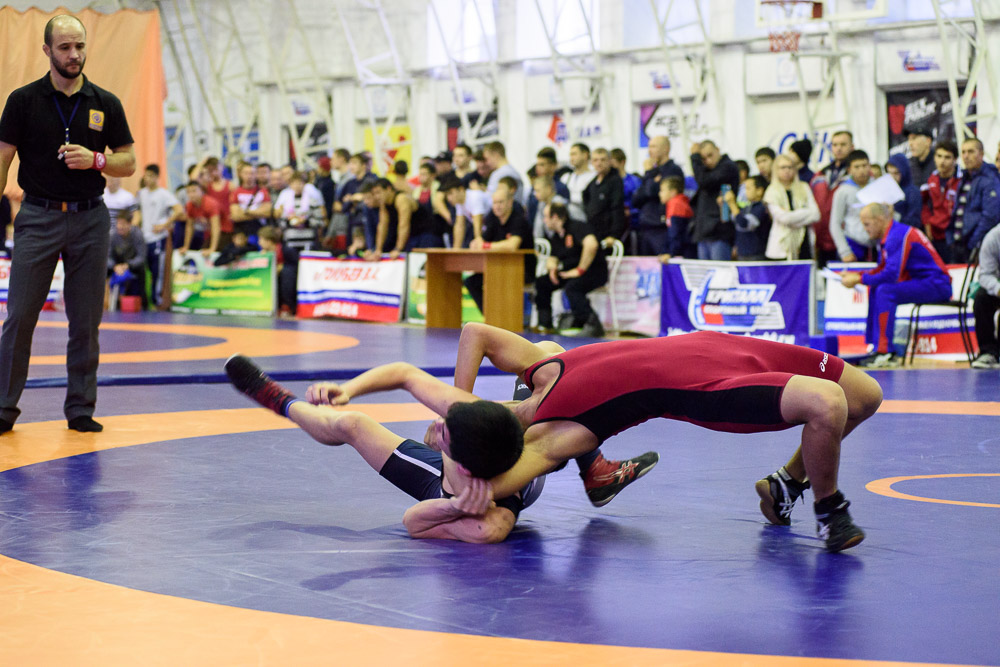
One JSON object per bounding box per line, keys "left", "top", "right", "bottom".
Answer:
{"left": 820, "top": 353, "right": 829, "bottom": 373}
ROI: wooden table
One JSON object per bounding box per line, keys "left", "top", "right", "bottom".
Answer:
{"left": 415, "top": 248, "right": 534, "bottom": 332}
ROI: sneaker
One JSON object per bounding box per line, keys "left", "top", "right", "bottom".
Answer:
{"left": 971, "top": 352, "right": 1000, "bottom": 369}
{"left": 578, "top": 315, "right": 605, "bottom": 338}
{"left": 755, "top": 467, "right": 810, "bottom": 526}
{"left": 817, "top": 506, "right": 865, "bottom": 552}
{"left": 225, "top": 354, "right": 297, "bottom": 416}
{"left": 583, "top": 451, "right": 659, "bottom": 507}
{"left": 857, "top": 352, "right": 901, "bottom": 368}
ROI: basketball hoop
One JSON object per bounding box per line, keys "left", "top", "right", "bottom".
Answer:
{"left": 758, "top": 0, "right": 823, "bottom": 53}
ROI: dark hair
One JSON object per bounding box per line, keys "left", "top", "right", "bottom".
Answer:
{"left": 846, "top": 149, "right": 870, "bottom": 167}
{"left": 454, "top": 143, "right": 472, "bottom": 156}
{"left": 358, "top": 180, "right": 377, "bottom": 195}
{"left": 334, "top": 148, "right": 351, "bottom": 161}
{"left": 536, "top": 147, "right": 558, "bottom": 163}
{"left": 419, "top": 162, "right": 436, "bottom": 174}
{"left": 44, "top": 15, "right": 85, "bottom": 47}
{"left": 498, "top": 175, "right": 519, "bottom": 193}
{"left": 445, "top": 401, "right": 524, "bottom": 479}
{"left": 376, "top": 178, "right": 394, "bottom": 190}
{"left": 257, "top": 162, "right": 272, "bottom": 171}
{"left": 547, "top": 201, "right": 570, "bottom": 222}
{"left": 116, "top": 210, "right": 133, "bottom": 223}
{"left": 439, "top": 175, "right": 465, "bottom": 192}
{"left": 393, "top": 160, "right": 408, "bottom": 176}
{"left": 204, "top": 157, "right": 220, "bottom": 169}
{"left": 144, "top": 164, "right": 160, "bottom": 176}
{"left": 754, "top": 146, "right": 776, "bottom": 160}
{"left": 484, "top": 141, "right": 506, "bottom": 158}
{"left": 736, "top": 159, "right": 750, "bottom": 176}
{"left": 934, "top": 140, "right": 959, "bottom": 158}
{"left": 751, "top": 174, "right": 769, "bottom": 190}
{"left": 962, "top": 137, "right": 984, "bottom": 151}
{"left": 350, "top": 152, "right": 366, "bottom": 163}
{"left": 610, "top": 148, "right": 627, "bottom": 163}
{"left": 832, "top": 130, "right": 854, "bottom": 141}
{"left": 571, "top": 142, "right": 591, "bottom": 156}
{"left": 661, "top": 175, "right": 684, "bottom": 193}
{"left": 186, "top": 180, "right": 204, "bottom": 190}
{"left": 472, "top": 149, "right": 485, "bottom": 161}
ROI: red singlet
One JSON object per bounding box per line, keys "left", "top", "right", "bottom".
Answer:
{"left": 524, "top": 332, "right": 845, "bottom": 442}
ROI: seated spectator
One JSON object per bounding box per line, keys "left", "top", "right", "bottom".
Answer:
{"left": 107, "top": 211, "right": 146, "bottom": 305}
{"left": 649, "top": 176, "right": 692, "bottom": 260}
{"left": 610, "top": 148, "right": 641, "bottom": 231}
{"left": 840, "top": 203, "right": 951, "bottom": 368}
{"left": 258, "top": 226, "right": 299, "bottom": 319}
{"left": 971, "top": 225, "right": 1000, "bottom": 369}
{"left": 763, "top": 154, "right": 819, "bottom": 260}
{"left": 464, "top": 183, "right": 535, "bottom": 315}
{"left": 534, "top": 201, "right": 608, "bottom": 338}
{"left": 828, "top": 150, "right": 874, "bottom": 262}
{"left": 181, "top": 180, "right": 221, "bottom": 257}
{"left": 441, "top": 174, "right": 493, "bottom": 248}
{"left": 560, "top": 143, "right": 596, "bottom": 222}
{"left": 274, "top": 171, "right": 327, "bottom": 252}
{"left": 528, "top": 147, "right": 569, "bottom": 222}
{"left": 213, "top": 230, "right": 259, "bottom": 267}
{"left": 920, "top": 140, "right": 960, "bottom": 261}
{"left": 755, "top": 146, "right": 776, "bottom": 183}
{"left": 724, "top": 175, "right": 771, "bottom": 261}
{"left": 582, "top": 148, "right": 626, "bottom": 245}
{"left": 885, "top": 154, "right": 922, "bottom": 229}
{"left": 526, "top": 175, "right": 567, "bottom": 241}
{"left": 483, "top": 141, "right": 524, "bottom": 203}
{"left": 949, "top": 137, "right": 1000, "bottom": 263}
{"left": 689, "top": 139, "right": 740, "bottom": 260}
{"left": 230, "top": 162, "right": 272, "bottom": 239}
{"left": 633, "top": 135, "right": 685, "bottom": 255}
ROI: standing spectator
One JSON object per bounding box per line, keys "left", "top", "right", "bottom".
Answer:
{"left": 689, "top": 140, "right": 740, "bottom": 260}
{"left": 256, "top": 163, "right": 278, "bottom": 204}
{"left": 948, "top": 137, "right": 1000, "bottom": 262}
{"left": 755, "top": 146, "right": 776, "bottom": 183}
{"left": 441, "top": 174, "right": 492, "bottom": 248}
{"left": 840, "top": 203, "right": 951, "bottom": 368}
{"left": 194, "top": 156, "right": 234, "bottom": 249}
{"left": 453, "top": 143, "right": 475, "bottom": 183}
{"left": 828, "top": 150, "right": 874, "bottom": 262}
{"left": 182, "top": 180, "right": 220, "bottom": 257}
{"left": 434, "top": 151, "right": 454, "bottom": 180}
{"left": 526, "top": 175, "right": 567, "bottom": 241}
{"left": 314, "top": 155, "right": 336, "bottom": 219}
{"left": 763, "top": 154, "right": 819, "bottom": 260}
{"left": 528, "top": 147, "right": 569, "bottom": 214}
{"left": 788, "top": 138, "right": 814, "bottom": 183}
{"left": 331, "top": 148, "right": 352, "bottom": 192}
{"left": 0, "top": 13, "right": 136, "bottom": 433}
{"left": 885, "top": 154, "right": 922, "bottom": 229}
{"left": 274, "top": 171, "right": 326, "bottom": 252}
{"left": 257, "top": 226, "right": 298, "bottom": 319}
{"left": 811, "top": 131, "right": 855, "bottom": 267}
{"left": 971, "top": 225, "right": 1000, "bottom": 368}
{"left": 534, "top": 201, "right": 607, "bottom": 337}
{"left": 107, "top": 210, "right": 145, "bottom": 304}
{"left": 907, "top": 126, "right": 936, "bottom": 189}
{"left": 102, "top": 176, "right": 136, "bottom": 223}
{"left": 229, "top": 162, "right": 272, "bottom": 239}
{"left": 483, "top": 141, "right": 524, "bottom": 203}
{"left": 390, "top": 160, "right": 413, "bottom": 194}
{"left": 560, "top": 142, "right": 596, "bottom": 222}
{"left": 724, "top": 175, "right": 771, "bottom": 261}
{"left": 582, "top": 148, "right": 625, "bottom": 244}
{"left": 632, "top": 135, "right": 684, "bottom": 255}
{"left": 135, "top": 163, "right": 183, "bottom": 308}
{"left": 920, "top": 140, "right": 961, "bottom": 261}
{"left": 466, "top": 149, "right": 491, "bottom": 190}
{"left": 610, "top": 148, "right": 641, "bottom": 229}
{"left": 340, "top": 152, "right": 378, "bottom": 256}
{"left": 464, "top": 183, "right": 534, "bottom": 315}
{"left": 655, "top": 176, "right": 693, "bottom": 259}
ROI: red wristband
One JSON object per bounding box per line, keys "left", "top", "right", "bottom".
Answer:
{"left": 483, "top": 242, "right": 492, "bottom": 249}
{"left": 92, "top": 152, "right": 107, "bottom": 170}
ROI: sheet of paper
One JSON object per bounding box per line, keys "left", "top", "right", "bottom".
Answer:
{"left": 856, "top": 174, "right": 906, "bottom": 206}
{"left": 821, "top": 266, "right": 865, "bottom": 292}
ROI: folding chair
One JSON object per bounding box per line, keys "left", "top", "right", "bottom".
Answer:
{"left": 905, "top": 247, "right": 979, "bottom": 365}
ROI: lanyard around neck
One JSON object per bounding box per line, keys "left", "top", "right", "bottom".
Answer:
{"left": 52, "top": 94, "right": 82, "bottom": 145}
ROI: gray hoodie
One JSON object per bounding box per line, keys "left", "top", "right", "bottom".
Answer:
{"left": 828, "top": 179, "right": 872, "bottom": 259}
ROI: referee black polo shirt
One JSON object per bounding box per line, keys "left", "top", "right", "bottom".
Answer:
{"left": 0, "top": 73, "right": 133, "bottom": 201}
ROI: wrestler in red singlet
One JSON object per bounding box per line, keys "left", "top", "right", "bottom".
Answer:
{"left": 524, "top": 331, "right": 845, "bottom": 442}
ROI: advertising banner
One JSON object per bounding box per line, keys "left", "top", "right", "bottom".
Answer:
{"left": 297, "top": 255, "right": 406, "bottom": 322}
{"left": 661, "top": 260, "right": 813, "bottom": 345}
{"left": 405, "top": 252, "right": 484, "bottom": 325}
{"left": 170, "top": 251, "right": 275, "bottom": 315}
{"left": 823, "top": 262, "right": 976, "bottom": 359}
{"left": 0, "top": 258, "right": 64, "bottom": 312}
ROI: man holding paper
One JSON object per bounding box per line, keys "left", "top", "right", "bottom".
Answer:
{"left": 840, "top": 203, "right": 951, "bottom": 368}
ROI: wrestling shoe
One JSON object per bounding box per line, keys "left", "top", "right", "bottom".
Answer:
{"left": 971, "top": 352, "right": 1000, "bottom": 369}
{"left": 815, "top": 493, "right": 865, "bottom": 552}
{"left": 583, "top": 451, "right": 659, "bottom": 507}
{"left": 857, "top": 352, "right": 901, "bottom": 369}
{"left": 755, "top": 466, "right": 811, "bottom": 526}
{"left": 225, "top": 354, "right": 297, "bottom": 417}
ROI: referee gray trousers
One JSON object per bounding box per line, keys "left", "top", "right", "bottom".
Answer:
{"left": 0, "top": 201, "right": 110, "bottom": 422}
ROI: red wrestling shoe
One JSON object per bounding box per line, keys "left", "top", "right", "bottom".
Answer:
{"left": 583, "top": 451, "right": 659, "bottom": 507}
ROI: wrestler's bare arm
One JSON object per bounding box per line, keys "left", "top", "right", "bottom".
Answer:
{"left": 403, "top": 479, "right": 516, "bottom": 543}
{"left": 487, "top": 421, "right": 599, "bottom": 500}
{"left": 455, "top": 322, "right": 554, "bottom": 393}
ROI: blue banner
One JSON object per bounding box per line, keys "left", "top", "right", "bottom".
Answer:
{"left": 660, "top": 260, "right": 813, "bottom": 345}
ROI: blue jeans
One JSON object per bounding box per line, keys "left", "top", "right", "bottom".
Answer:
{"left": 698, "top": 239, "right": 732, "bottom": 261}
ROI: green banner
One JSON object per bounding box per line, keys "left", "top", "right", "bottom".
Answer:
{"left": 405, "top": 252, "right": 484, "bottom": 325}
{"left": 170, "top": 251, "right": 276, "bottom": 316}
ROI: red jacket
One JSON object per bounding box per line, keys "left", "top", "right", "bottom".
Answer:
{"left": 920, "top": 170, "right": 960, "bottom": 241}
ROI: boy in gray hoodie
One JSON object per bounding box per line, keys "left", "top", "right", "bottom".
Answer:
{"left": 829, "top": 150, "right": 875, "bottom": 262}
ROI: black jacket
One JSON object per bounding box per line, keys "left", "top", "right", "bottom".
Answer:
{"left": 690, "top": 153, "right": 740, "bottom": 243}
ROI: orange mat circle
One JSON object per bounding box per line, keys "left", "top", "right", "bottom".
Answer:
{"left": 866, "top": 473, "right": 1000, "bottom": 508}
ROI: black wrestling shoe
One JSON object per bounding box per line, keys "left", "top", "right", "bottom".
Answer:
{"left": 815, "top": 492, "right": 865, "bottom": 552}
{"left": 583, "top": 451, "right": 659, "bottom": 507}
{"left": 755, "top": 466, "right": 810, "bottom": 526}
{"left": 225, "top": 354, "right": 297, "bottom": 416}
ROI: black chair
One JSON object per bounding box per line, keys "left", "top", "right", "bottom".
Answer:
{"left": 905, "top": 247, "right": 979, "bottom": 365}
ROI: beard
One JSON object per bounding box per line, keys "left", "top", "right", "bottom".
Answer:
{"left": 52, "top": 55, "right": 85, "bottom": 79}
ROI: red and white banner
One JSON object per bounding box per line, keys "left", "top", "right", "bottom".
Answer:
{"left": 296, "top": 255, "right": 406, "bottom": 322}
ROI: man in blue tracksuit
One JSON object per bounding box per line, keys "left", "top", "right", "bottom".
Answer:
{"left": 948, "top": 138, "right": 1000, "bottom": 263}
{"left": 841, "top": 202, "right": 952, "bottom": 368}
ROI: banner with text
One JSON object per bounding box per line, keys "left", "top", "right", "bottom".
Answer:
{"left": 0, "top": 258, "right": 64, "bottom": 312}
{"left": 661, "top": 260, "right": 813, "bottom": 345}
{"left": 170, "top": 251, "right": 275, "bottom": 315}
{"left": 297, "top": 255, "right": 406, "bottom": 322}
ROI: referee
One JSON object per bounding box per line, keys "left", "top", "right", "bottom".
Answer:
{"left": 0, "top": 15, "right": 135, "bottom": 433}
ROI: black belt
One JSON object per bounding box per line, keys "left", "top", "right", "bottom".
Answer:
{"left": 23, "top": 195, "right": 104, "bottom": 213}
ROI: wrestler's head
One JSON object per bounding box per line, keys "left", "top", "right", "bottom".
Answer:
{"left": 440, "top": 400, "right": 523, "bottom": 479}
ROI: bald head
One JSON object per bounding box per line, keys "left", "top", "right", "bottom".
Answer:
{"left": 45, "top": 15, "right": 86, "bottom": 46}
{"left": 859, "top": 203, "right": 892, "bottom": 240}
{"left": 648, "top": 136, "right": 671, "bottom": 164}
